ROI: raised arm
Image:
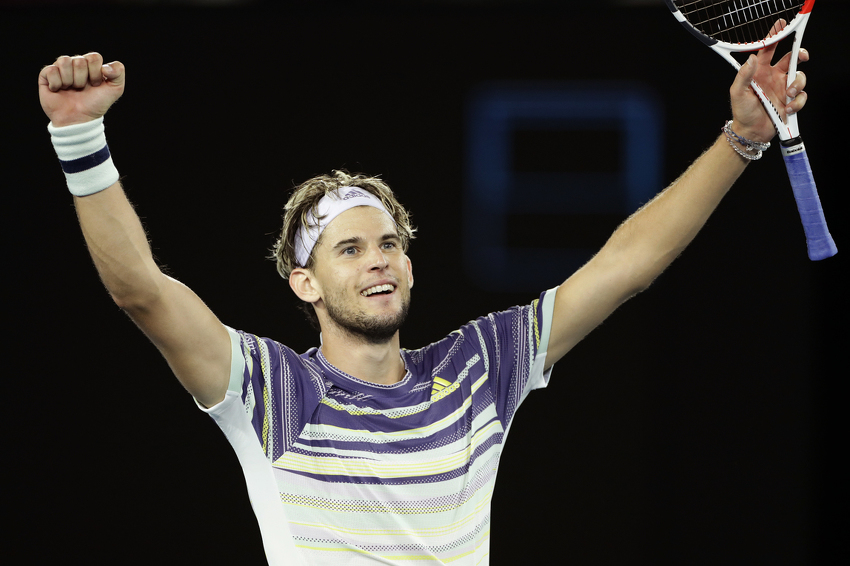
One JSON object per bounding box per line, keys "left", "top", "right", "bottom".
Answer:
{"left": 544, "top": 46, "right": 810, "bottom": 369}
{"left": 40, "top": 53, "right": 232, "bottom": 407}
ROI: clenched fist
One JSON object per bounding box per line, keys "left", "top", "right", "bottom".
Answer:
{"left": 39, "top": 52, "right": 125, "bottom": 127}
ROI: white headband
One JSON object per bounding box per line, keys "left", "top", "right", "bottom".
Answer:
{"left": 294, "top": 186, "right": 394, "bottom": 268}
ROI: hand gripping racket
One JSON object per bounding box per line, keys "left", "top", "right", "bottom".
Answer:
{"left": 664, "top": 0, "right": 836, "bottom": 260}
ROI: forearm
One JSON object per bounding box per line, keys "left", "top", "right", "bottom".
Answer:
{"left": 74, "top": 181, "right": 164, "bottom": 308}
{"left": 545, "top": 134, "right": 750, "bottom": 366}
{"left": 600, "top": 134, "right": 748, "bottom": 290}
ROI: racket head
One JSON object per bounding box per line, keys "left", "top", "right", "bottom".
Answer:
{"left": 665, "top": 0, "right": 815, "bottom": 51}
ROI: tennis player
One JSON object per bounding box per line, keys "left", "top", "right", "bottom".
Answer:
{"left": 39, "top": 45, "right": 808, "bottom": 565}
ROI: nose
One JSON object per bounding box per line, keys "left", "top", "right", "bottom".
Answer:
{"left": 366, "top": 244, "right": 389, "bottom": 271}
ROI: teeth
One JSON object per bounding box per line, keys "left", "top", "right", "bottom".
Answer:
{"left": 361, "top": 284, "right": 394, "bottom": 297}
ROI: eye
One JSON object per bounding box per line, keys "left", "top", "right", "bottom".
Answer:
{"left": 381, "top": 241, "right": 398, "bottom": 251}
{"left": 342, "top": 246, "right": 358, "bottom": 256}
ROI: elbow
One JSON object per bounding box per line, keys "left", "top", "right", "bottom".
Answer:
{"left": 637, "top": 248, "right": 683, "bottom": 292}
{"left": 107, "top": 272, "right": 166, "bottom": 313}
{"left": 618, "top": 247, "right": 682, "bottom": 298}
{"left": 110, "top": 288, "right": 159, "bottom": 313}
{"left": 628, "top": 278, "right": 653, "bottom": 297}
{"left": 109, "top": 290, "right": 139, "bottom": 311}
{"left": 619, "top": 278, "right": 652, "bottom": 305}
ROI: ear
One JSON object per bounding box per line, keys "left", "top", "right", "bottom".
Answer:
{"left": 289, "top": 268, "right": 321, "bottom": 304}
{"left": 406, "top": 257, "right": 414, "bottom": 289}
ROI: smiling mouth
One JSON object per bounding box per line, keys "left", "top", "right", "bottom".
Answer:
{"left": 361, "top": 284, "right": 395, "bottom": 297}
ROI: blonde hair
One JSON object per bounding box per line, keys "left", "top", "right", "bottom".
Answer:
{"left": 273, "top": 170, "right": 416, "bottom": 280}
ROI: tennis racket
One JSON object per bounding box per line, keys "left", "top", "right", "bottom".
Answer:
{"left": 664, "top": 0, "right": 836, "bottom": 260}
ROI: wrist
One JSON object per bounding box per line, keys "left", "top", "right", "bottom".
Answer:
{"left": 48, "top": 117, "right": 119, "bottom": 196}
{"left": 727, "top": 118, "right": 773, "bottom": 145}
{"left": 50, "top": 116, "right": 98, "bottom": 128}
{"left": 722, "top": 120, "right": 770, "bottom": 161}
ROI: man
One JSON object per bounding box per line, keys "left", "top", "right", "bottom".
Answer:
{"left": 39, "top": 42, "right": 809, "bottom": 565}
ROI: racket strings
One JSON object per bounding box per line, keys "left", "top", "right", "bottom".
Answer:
{"left": 674, "top": 0, "right": 804, "bottom": 45}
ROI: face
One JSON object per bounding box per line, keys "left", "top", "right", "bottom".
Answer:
{"left": 308, "top": 206, "right": 413, "bottom": 345}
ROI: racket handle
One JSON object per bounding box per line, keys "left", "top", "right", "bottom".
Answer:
{"left": 781, "top": 138, "right": 837, "bottom": 261}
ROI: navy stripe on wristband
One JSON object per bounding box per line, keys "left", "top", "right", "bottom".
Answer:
{"left": 59, "top": 144, "right": 112, "bottom": 174}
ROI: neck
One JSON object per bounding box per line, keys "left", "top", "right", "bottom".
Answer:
{"left": 319, "top": 326, "right": 405, "bottom": 385}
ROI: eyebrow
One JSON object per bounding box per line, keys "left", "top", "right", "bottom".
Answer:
{"left": 331, "top": 233, "right": 400, "bottom": 250}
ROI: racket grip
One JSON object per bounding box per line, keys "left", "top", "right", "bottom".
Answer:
{"left": 781, "top": 138, "right": 837, "bottom": 261}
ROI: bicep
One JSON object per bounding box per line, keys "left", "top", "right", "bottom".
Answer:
{"left": 124, "top": 274, "right": 233, "bottom": 408}
{"left": 544, "top": 252, "right": 644, "bottom": 369}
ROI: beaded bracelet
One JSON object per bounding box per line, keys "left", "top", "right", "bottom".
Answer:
{"left": 722, "top": 120, "right": 770, "bottom": 161}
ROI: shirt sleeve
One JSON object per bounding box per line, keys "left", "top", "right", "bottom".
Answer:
{"left": 526, "top": 285, "right": 557, "bottom": 397}
{"left": 468, "top": 286, "right": 558, "bottom": 429}
{"left": 209, "top": 327, "right": 327, "bottom": 463}
{"left": 226, "top": 326, "right": 245, "bottom": 393}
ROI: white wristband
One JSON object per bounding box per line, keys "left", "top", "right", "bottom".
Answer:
{"left": 48, "top": 117, "right": 120, "bottom": 196}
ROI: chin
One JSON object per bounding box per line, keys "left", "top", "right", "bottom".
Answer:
{"left": 326, "top": 295, "right": 411, "bottom": 345}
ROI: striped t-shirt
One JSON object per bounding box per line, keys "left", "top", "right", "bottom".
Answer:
{"left": 201, "top": 288, "right": 557, "bottom": 565}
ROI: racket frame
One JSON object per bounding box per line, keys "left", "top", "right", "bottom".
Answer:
{"left": 664, "top": 0, "right": 836, "bottom": 261}
{"left": 664, "top": 0, "right": 815, "bottom": 141}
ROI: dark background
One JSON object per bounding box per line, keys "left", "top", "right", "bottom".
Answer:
{"left": 3, "top": 0, "right": 846, "bottom": 564}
